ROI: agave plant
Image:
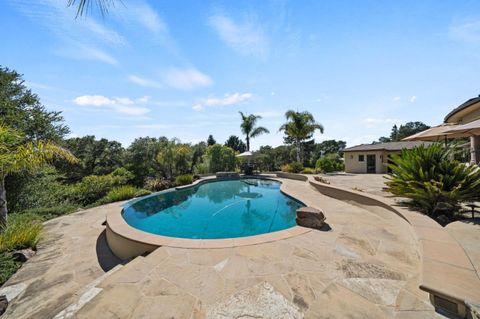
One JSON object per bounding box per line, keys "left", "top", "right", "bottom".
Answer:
{"left": 386, "top": 143, "right": 480, "bottom": 221}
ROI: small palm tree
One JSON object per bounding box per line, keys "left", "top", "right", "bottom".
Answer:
{"left": 0, "top": 124, "right": 77, "bottom": 225}
{"left": 279, "top": 110, "right": 324, "bottom": 162}
{"left": 239, "top": 112, "right": 270, "bottom": 151}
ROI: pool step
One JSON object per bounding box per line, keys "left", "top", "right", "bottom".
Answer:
{"left": 51, "top": 261, "right": 126, "bottom": 319}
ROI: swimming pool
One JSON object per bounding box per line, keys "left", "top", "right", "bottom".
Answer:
{"left": 122, "top": 178, "right": 304, "bottom": 239}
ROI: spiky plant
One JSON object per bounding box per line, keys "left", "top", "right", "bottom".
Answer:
{"left": 386, "top": 143, "right": 480, "bottom": 221}
{"left": 239, "top": 112, "right": 270, "bottom": 151}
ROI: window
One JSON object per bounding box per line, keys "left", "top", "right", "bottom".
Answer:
{"left": 358, "top": 155, "right": 364, "bottom": 162}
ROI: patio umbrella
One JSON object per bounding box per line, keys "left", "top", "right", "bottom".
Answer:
{"left": 236, "top": 151, "right": 254, "bottom": 158}
{"left": 402, "top": 124, "right": 466, "bottom": 142}
{"left": 444, "top": 118, "right": 480, "bottom": 136}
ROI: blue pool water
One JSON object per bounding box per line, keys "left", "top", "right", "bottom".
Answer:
{"left": 122, "top": 178, "right": 304, "bottom": 239}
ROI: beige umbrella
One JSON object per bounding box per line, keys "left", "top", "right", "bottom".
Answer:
{"left": 402, "top": 123, "right": 467, "bottom": 141}
{"left": 444, "top": 119, "right": 480, "bottom": 136}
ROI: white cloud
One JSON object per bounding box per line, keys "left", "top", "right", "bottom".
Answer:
{"left": 449, "top": 20, "right": 480, "bottom": 43}
{"left": 208, "top": 14, "right": 268, "bottom": 57}
{"left": 138, "top": 96, "right": 150, "bottom": 103}
{"left": 73, "top": 95, "right": 150, "bottom": 115}
{"left": 392, "top": 96, "right": 401, "bottom": 102}
{"left": 57, "top": 42, "right": 118, "bottom": 65}
{"left": 410, "top": 95, "right": 417, "bottom": 103}
{"left": 193, "top": 92, "right": 253, "bottom": 111}
{"left": 162, "top": 68, "right": 213, "bottom": 90}
{"left": 128, "top": 75, "right": 163, "bottom": 88}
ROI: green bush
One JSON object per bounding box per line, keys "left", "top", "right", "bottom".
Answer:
{"left": 386, "top": 144, "right": 480, "bottom": 221}
{"left": 68, "top": 169, "right": 133, "bottom": 205}
{"left": 0, "top": 213, "right": 43, "bottom": 253}
{"left": 301, "top": 167, "right": 317, "bottom": 174}
{"left": 20, "top": 204, "right": 78, "bottom": 220}
{"left": 0, "top": 252, "right": 21, "bottom": 285}
{"left": 144, "top": 178, "right": 173, "bottom": 191}
{"left": 316, "top": 154, "right": 344, "bottom": 173}
{"left": 283, "top": 161, "right": 303, "bottom": 173}
{"left": 205, "top": 144, "right": 236, "bottom": 173}
{"left": 102, "top": 185, "right": 138, "bottom": 203}
{"left": 175, "top": 174, "right": 193, "bottom": 186}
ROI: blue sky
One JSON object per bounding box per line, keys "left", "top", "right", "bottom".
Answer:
{"left": 1, "top": 0, "right": 480, "bottom": 149}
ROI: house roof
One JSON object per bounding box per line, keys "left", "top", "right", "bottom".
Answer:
{"left": 444, "top": 95, "right": 480, "bottom": 123}
{"left": 343, "top": 141, "right": 433, "bottom": 152}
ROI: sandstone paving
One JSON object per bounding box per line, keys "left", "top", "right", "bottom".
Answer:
{"left": 1, "top": 178, "right": 447, "bottom": 318}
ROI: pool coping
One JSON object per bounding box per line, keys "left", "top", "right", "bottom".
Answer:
{"left": 106, "top": 176, "right": 312, "bottom": 252}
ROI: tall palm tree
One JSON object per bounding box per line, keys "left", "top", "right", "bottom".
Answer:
{"left": 239, "top": 112, "right": 270, "bottom": 151}
{"left": 279, "top": 110, "right": 324, "bottom": 162}
{"left": 0, "top": 124, "right": 78, "bottom": 225}
{"left": 67, "top": 0, "right": 116, "bottom": 17}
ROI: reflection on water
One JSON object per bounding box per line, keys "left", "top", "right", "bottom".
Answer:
{"left": 122, "top": 178, "right": 305, "bottom": 239}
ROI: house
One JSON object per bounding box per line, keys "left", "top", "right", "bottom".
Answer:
{"left": 404, "top": 95, "right": 480, "bottom": 163}
{"left": 343, "top": 141, "right": 432, "bottom": 174}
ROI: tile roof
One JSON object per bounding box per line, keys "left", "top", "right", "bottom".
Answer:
{"left": 343, "top": 141, "right": 433, "bottom": 152}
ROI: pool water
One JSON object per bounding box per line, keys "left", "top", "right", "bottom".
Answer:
{"left": 122, "top": 179, "right": 304, "bottom": 239}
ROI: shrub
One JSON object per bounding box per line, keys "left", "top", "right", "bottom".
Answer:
{"left": 68, "top": 170, "right": 133, "bottom": 205}
{"left": 175, "top": 174, "right": 193, "bottom": 186}
{"left": 102, "top": 185, "right": 138, "bottom": 203}
{"left": 316, "top": 154, "right": 344, "bottom": 173}
{"left": 0, "top": 213, "right": 43, "bottom": 253}
{"left": 0, "top": 252, "right": 21, "bottom": 285}
{"left": 286, "top": 161, "right": 304, "bottom": 173}
{"left": 301, "top": 167, "right": 317, "bottom": 174}
{"left": 205, "top": 144, "right": 236, "bottom": 173}
{"left": 20, "top": 204, "right": 78, "bottom": 220}
{"left": 386, "top": 144, "right": 480, "bottom": 221}
{"left": 144, "top": 177, "right": 172, "bottom": 191}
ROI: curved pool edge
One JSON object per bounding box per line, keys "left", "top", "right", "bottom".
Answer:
{"left": 106, "top": 175, "right": 312, "bottom": 260}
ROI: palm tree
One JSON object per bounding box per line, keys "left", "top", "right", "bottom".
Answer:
{"left": 239, "top": 112, "right": 270, "bottom": 151}
{"left": 0, "top": 124, "right": 77, "bottom": 225}
{"left": 279, "top": 110, "right": 324, "bottom": 162}
{"left": 67, "top": 0, "right": 116, "bottom": 17}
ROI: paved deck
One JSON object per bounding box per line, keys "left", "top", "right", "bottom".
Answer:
{"left": 1, "top": 178, "right": 445, "bottom": 318}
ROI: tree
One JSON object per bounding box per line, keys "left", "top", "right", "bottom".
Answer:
{"left": 0, "top": 124, "right": 77, "bottom": 224}
{"left": 239, "top": 112, "right": 269, "bottom": 151}
{"left": 205, "top": 145, "right": 236, "bottom": 173}
{"left": 225, "top": 135, "right": 247, "bottom": 153}
{"left": 60, "top": 136, "right": 124, "bottom": 182}
{"left": 379, "top": 122, "right": 430, "bottom": 142}
{"left": 279, "top": 110, "right": 324, "bottom": 162}
{"left": 125, "top": 137, "right": 166, "bottom": 186}
{"left": 156, "top": 139, "right": 192, "bottom": 179}
{"left": 207, "top": 135, "right": 216, "bottom": 146}
{"left": 0, "top": 67, "right": 69, "bottom": 141}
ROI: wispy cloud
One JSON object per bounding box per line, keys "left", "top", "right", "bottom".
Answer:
{"left": 208, "top": 13, "right": 268, "bottom": 57}
{"left": 57, "top": 42, "right": 118, "bottom": 65}
{"left": 363, "top": 117, "right": 401, "bottom": 128}
{"left": 128, "top": 75, "right": 163, "bottom": 88}
{"left": 193, "top": 92, "right": 252, "bottom": 111}
{"left": 162, "top": 68, "right": 213, "bottom": 90}
{"left": 410, "top": 96, "right": 417, "bottom": 103}
{"left": 73, "top": 95, "right": 150, "bottom": 115}
{"left": 392, "top": 96, "right": 401, "bottom": 102}
{"left": 115, "top": 1, "right": 167, "bottom": 34}
{"left": 449, "top": 20, "right": 480, "bottom": 43}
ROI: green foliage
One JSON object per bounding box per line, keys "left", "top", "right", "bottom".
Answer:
{"left": 379, "top": 122, "right": 430, "bottom": 142}
{"left": 239, "top": 112, "right": 269, "bottom": 151}
{"left": 0, "top": 66, "right": 69, "bottom": 141}
{"left": 301, "top": 167, "right": 317, "bottom": 174}
{"left": 205, "top": 144, "right": 236, "bottom": 173}
{"left": 0, "top": 213, "right": 43, "bottom": 252}
{"left": 281, "top": 161, "right": 304, "bottom": 173}
{"left": 68, "top": 169, "right": 133, "bottom": 205}
{"left": 144, "top": 177, "right": 173, "bottom": 192}
{"left": 125, "top": 137, "right": 165, "bottom": 186}
{"left": 0, "top": 252, "right": 21, "bottom": 285}
{"left": 134, "top": 189, "right": 151, "bottom": 197}
{"left": 60, "top": 136, "right": 124, "bottom": 182}
{"left": 207, "top": 135, "right": 216, "bottom": 146}
{"left": 224, "top": 135, "right": 247, "bottom": 153}
{"left": 315, "top": 154, "right": 344, "bottom": 173}
{"left": 20, "top": 204, "right": 78, "bottom": 220}
{"left": 279, "top": 110, "right": 324, "bottom": 162}
{"left": 156, "top": 139, "right": 192, "bottom": 179}
{"left": 102, "top": 185, "right": 138, "bottom": 203}
{"left": 386, "top": 144, "right": 480, "bottom": 221}
{"left": 175, "top": 174, "right": 193, "bottom": 186}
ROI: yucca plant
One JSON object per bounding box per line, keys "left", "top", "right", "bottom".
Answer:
{"left": 386, "top": 143, "right": 480, "bottom": 221}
